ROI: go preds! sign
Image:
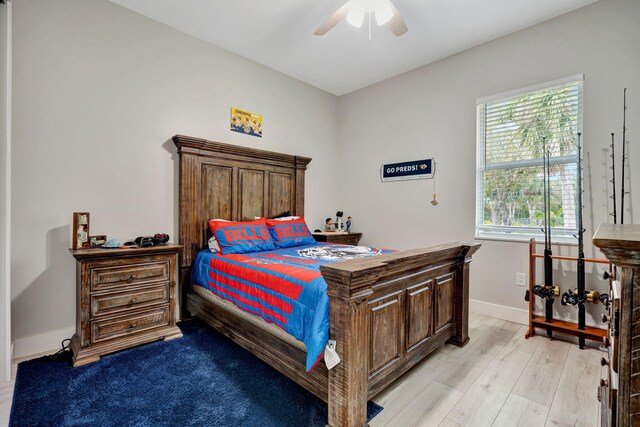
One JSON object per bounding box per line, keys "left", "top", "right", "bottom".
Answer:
{"left": 380, "top": 159, "right": 435, "bottom": 182}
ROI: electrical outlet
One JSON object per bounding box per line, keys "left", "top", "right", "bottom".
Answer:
{"left": 516, "top": 273, "right": 526, "bottom": 287}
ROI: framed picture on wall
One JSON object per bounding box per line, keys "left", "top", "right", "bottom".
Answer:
{"left": 230, "top": 107, "right": 263, "bottom": 138}
{"left": 72, "top": 212, "right": 90, "bottom": 250}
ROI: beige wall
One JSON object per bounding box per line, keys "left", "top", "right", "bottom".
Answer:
{"left": 1, "top": 1, "right": 12, "bottom": 381}
{"left": 11, "top": 0, "right": 340, "bottom": 356}
{"left": 337, "top": 0, "right": 640, "bottom": 325}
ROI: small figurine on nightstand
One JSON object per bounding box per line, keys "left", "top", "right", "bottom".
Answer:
{"left": 325, "top": 217, "right": 335, "bottom": 232}
{"left": 346, "top": 216, "right": 352, "bottom": 232}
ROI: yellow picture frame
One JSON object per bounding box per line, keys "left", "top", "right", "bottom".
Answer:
{"left": 230, "top": 107, "right": 262, "bottom": 138}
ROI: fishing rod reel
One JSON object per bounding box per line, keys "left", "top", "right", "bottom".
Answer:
{"left": 524, "top": 284, "right": 559, "bottom": 302}
{"left": 531, "top": 284, "right": 559, "bottom": 300}
{"left": 561, "top": 289, "right": 580, "bottom": 306}
{"left": 560, "top": 288, "right": 601, "bottom": 306}
{"left": 525, "top": 286, "right": 551, "bottom": 302}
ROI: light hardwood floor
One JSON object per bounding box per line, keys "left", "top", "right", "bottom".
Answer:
{"left": 370, "top": 313, "right": 604, "bottom": 427}
{"left": 0, "top": 314, "right": 604, "bottom": 427}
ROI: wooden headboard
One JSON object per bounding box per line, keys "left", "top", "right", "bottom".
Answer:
{"left": 172, "top": 135, "right": 312, "bottom": 276}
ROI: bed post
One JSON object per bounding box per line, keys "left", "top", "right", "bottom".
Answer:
{"left": 448, "top": 249, "right": 476, "bottom": 347}
{"left": 321, "top": 244, "right": 479, "bottom": 426}
{"left": 322, "top": 264, "right": 386, "bottom": 427}
{"left": 294, "top": 157, "right": 307, "bottom": 217}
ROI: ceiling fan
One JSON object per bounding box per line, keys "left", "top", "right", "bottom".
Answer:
{"left": 314, "top": 0, "right": 408, "bottom": 37}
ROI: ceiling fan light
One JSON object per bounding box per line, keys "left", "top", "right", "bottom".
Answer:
{"left": 374, "top": 2, "right": 393, "bottom": 25}
{"left": 346, "top": 7, "right": 366, "bottom": 28}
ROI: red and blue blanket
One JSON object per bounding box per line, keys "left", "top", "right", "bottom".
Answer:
{"left": 191, "top": 243, "right": 393, "bottom": 371}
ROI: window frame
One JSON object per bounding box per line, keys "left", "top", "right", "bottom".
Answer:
{"left": 475, "top": 75, "right": 584, "bottom": 244}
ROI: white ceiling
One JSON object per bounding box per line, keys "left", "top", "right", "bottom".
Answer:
{"left": 110, "top": 0, "right": 598, "bottom": 96}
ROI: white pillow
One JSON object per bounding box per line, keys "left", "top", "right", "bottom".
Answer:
{"left": 255, "top": 215, "right": 300, "bottom": 221}
{"left": 208, "top": 236, "right": 220, "bottom": 253}
{"left": 253, "top": 216, "right": 300, "bottom": 221}
{"left": 208, "top": 218, "right": 229, "bottom": 253}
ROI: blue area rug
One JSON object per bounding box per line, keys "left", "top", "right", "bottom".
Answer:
{"left": 9, "top": 320, "right": 382, "bottom": 426}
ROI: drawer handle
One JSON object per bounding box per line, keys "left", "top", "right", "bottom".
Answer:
{"left": 127, "top": 297, "right": 139, "bottom": 306}
{"left": 601, "top": 357, "right": 609, "bottom": 367}
{"left": 600, "top": 378, "right": 608, "bottom": 387}
{"left": 129, "top": 322, "right": 138, "bottom": 329}
{"left": 127, "top": 274, "right": 137, "bottom": 282}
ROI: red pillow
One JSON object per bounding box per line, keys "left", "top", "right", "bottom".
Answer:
{"left": 208, "top": 218, "right": 275, "bottom": 254}
{"left": 266, "top": 217, "right": 317, "bottom": 248}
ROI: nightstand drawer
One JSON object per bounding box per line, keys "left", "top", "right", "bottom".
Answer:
{"left": 91, "top": 306, "right": 170, "bottom": 343}
{"left": 91, "top": 285, "right": 169, "bottom": 317}
{"left": 90, "top": 260, "right": 170, "bottom": 292}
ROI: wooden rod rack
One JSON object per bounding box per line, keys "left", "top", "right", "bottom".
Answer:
{"left": 531, "top": 253, "right": 610, "bottom": 264}
{"left": 525, "top": 238, "right": 608, "bottom": 346}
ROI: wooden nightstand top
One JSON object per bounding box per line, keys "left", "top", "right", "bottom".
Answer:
{"left": 312, "top": 232, "right": 362, "bottom": 236}
{"left": 312, "top": 232, "right": 362, "bottom": 246}
{"left": 69, "top": 244, "right": 183, "bottom": 260}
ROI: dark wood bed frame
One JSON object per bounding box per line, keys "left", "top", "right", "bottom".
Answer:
{"left": 173, "top": 135, "right": 480, "bottom": 427}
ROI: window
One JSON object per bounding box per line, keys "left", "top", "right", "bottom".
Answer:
{"left": 476, "top": 75, "right": 583, "bottom": 242}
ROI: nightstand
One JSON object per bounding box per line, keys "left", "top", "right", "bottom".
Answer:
{"left": 312, "top": 232, "right": 363, "bottom": 246}
{"left": 69, "top": 244, "right": 183, "bottom": 367}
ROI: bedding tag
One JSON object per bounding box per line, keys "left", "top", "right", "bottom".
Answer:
{"left": 324, "top": 339, "right": 340, "bottom": 370}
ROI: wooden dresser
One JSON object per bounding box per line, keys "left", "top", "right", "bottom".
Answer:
{"left": 593, "top": 224, "right": 640, "bottom": 427}
{"left": 69, "top": 244, "right": 183, "bottom": 367}
{"left": 312, "top": 232, "right": 362, "bottom": 246}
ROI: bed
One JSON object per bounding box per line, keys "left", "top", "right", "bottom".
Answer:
{"left": 173, "top": 135, "right": 480, "bottom": 427}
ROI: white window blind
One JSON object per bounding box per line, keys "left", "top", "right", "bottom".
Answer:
{"left": 476, "top": 76, "right": 583, "bottom": 242}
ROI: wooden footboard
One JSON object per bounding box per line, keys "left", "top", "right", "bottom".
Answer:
{"left": 321, "top": 242, "right": 479, "bottom": 427}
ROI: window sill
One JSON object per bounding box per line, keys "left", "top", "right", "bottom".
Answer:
{"left": 474, "top": 234, "right": 578, "bottom": 246}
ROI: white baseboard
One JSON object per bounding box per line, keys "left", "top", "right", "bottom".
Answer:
{"left": 469, "top": 299, "right": 606, "bottom": 330}
{"left": 12, "top": 327, "right": 75, "bottom": 360}
{"left": 8, "top": 342, "right": 12, "bottom": 381}
{"left": 470, "top": 299, "right": 529, "bottom": 325}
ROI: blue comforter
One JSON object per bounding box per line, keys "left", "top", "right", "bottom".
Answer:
{"left": 191, "top": 243, "right": 392, "bottom": 371}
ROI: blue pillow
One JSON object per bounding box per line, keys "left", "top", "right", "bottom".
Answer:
{"left": 266, "top": 218, "right": 317, "bottom": 249}
{"left": 208, "top": 219, "right": 275, "bottom": 254}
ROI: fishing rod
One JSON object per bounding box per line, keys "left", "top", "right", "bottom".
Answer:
{"left": 576, "top": 133, "right": 586, "bottom": 348}
{"left": 539, "top": 139, "right": 556, "bottom": 335}
{"left": 543, "top": 138, "right": 550, "bottom": 286}
{"left": 545, "top": 143, "right": 553, "bottom": 291}
{"left": 600, "top": 133, "right": 616, "bottom": 303}
{"left": 610, "top": 133, "right": 617, "bottom": 224}
{"left": 621, "top": 88, "right": 627, "bottom": 224}
{"left": 560, "top": 133, "right": 603, "bottom": 348}
{"left": 529, "top": 138, "right": 550, "bottom": 305}
{"left": 527, "top": 138, "right": 558, "bottom": 335}
{"left": 603, "top": 89, "right": 629, "bottom": 280}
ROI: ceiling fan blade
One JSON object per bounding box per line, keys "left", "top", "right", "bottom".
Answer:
{"left": 314, "top": 1, "right": 354, "bottom": 36}
{"left": 384, "top": 0, "right": 408, "bottom": 37}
